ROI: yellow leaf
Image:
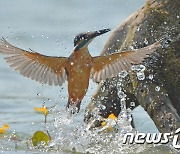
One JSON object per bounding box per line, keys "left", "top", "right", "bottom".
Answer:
{"left": 107, "top": 126, "right": 113, "bottom": 131}
{"left": 100, "top": 113, "right": 117, "bottom": 131}
{"left": 108, "top": 113, "right": 117, "bottom": 120}
{"left": 0, "top": 124, "right": 9, "bottom": 134}
{"left": 32, "top": 131, "right": 50, "bottom": 146}
{"left": 101, "top": 121, "right": 106, "bottom": 126}
{"left": 34, "top": 107, "right": 48, "bottom": 116}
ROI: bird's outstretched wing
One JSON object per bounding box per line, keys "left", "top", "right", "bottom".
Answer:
{"left": 0, "top": 38, "right": 68, "bottom": 86}
{"left": 91, "top": 42, "right": 160, "bottom": 82}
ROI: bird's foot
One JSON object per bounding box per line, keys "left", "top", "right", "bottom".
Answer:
{"left": 66, "top": 104, "right": 80, "bottom": 115}
{"left": 66, "top": 100, "right": 81, "bottom": 115}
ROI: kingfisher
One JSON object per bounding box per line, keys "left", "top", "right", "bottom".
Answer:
{"left": 0, "top": 29, "right": 160, "bottom": 112}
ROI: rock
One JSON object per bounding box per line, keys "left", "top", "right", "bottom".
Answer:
{"left": 84, "top": 0, "right": 180, "bottom": 133}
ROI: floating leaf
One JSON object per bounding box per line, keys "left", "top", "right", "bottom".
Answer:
{"left": 100, "top": 113, "right": 117, "bottom": 130}
{"left": 108, "top": 113, "right": 117, "bottom": 120}
{"left": 34, "top": 106, "right": 48, "bottom": 116}
{"left": 101, "top": 121, "right": 106, "bottom": 126}
{"left": 32, "top": 131, "right": 50, "bottom": 146}
{"left": 0, "top": 124, "right": 9, "bottom": 134}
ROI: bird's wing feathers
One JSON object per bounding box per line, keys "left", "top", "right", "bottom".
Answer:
{"left": 91, "top": 42, "right": 160, "bottom": 82}
{"left": 0, "top": 38, "right": 68, "bottom": 86}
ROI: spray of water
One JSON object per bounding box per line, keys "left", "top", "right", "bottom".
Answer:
{"left": 1, "top": 66, "right": 151, "bottom": 153}
{"left": 37, "top": 70, "right": 144, "bottom": 153}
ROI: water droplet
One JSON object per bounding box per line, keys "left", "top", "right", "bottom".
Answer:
{"left": 101, "top": 86, "right": 106, "bottom": 92}
{"left": 137, "top": 65, "right": 146, "bottom": 72}
{"left": 118, "top": 91, "right": 126, "bottom": 99}
{"left": 131, "top": 65, "right": 145, "bottom": 72}
{"left": 137, "top": 72, "right": 145, "bottom": 80}
{"left": 148, "top": 74, "right": 153, "bottom": 80}
{"left": 40, "top": 141, "right": 46, "bottom": 145}
{"left": 130, "top": 102, "right": 135, "bottom": 107}
{"left": 119, "top": 71, "right": 128, "bottom": 78}
{"left": 48, "top": 98, "right": 51, "bottom": 102}
{"left": 116, "top": 82, "right": 122, "bottom": 89}
{"left": 101, "top": 96, "right": 104, "bottom": 100}
{"left": 100, "top": 105, "right": 106, "bottom": 110}
{"left": 155, "top": 86, "right": 160, "bottom": 91}
{"left": 131, "top": 65, "right": 136, "bottom": 71}
{"left": 144, "top": 39, "right": 148, "bottom": 45}
{"left": 130, "top": 46, "right": 134, "bottom": 50}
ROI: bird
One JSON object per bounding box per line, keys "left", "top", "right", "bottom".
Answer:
{"left": 0, "top": 29, "right": 160, "bottom": 112}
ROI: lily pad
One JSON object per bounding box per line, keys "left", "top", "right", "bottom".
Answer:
{"left": 32, "top": 131, "right": 50, "bottom": 146}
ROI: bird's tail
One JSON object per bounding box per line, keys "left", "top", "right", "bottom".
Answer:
{"left": 66, "top": 98, "right": 81, "bottom": 114}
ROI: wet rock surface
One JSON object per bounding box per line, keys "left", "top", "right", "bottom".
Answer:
{"left": 85, "top": 0, "right": 180, "bottom": 133}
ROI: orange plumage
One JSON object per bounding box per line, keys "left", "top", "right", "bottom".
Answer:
{"left": 0, "top": 29, "right": 160, "bottom": 112}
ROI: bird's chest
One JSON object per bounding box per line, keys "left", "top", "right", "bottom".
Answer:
{"left": 68, "top": 50, "right": 92, "bottom": 74}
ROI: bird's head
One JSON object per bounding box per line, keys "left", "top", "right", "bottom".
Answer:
{"left": 74, "top": 28, "right": 111, "bottom": 51}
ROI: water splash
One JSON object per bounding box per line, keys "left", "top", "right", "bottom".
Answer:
{"left": 155, "top": 86, "right": 160, "bottom": 92}
{"left": 148, "top": 74, "right": 153, "bottom": 80}
{"left": 46, "top": 106, "right": 139, "bottom": 153}
{"left": 131, "top": 65, "right": 146, "bottom": 81}
{"left": 119, "top": 70, "right": 128, "bottom": 78}
{"left": 0, "top": 67, "right": 151, "bottom": 153}
{"left": 0, "top": 102, "right": 152, "bottom": 153}
{"left": 130, "top": 102, "right": 135, "bottom": 107}
{"left": 136, "top": 72, "right": 145, "bottom": 80}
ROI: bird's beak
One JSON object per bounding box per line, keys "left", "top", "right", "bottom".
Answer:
{"left": 90, "top": 28, "right": 111, "bottom": 39}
